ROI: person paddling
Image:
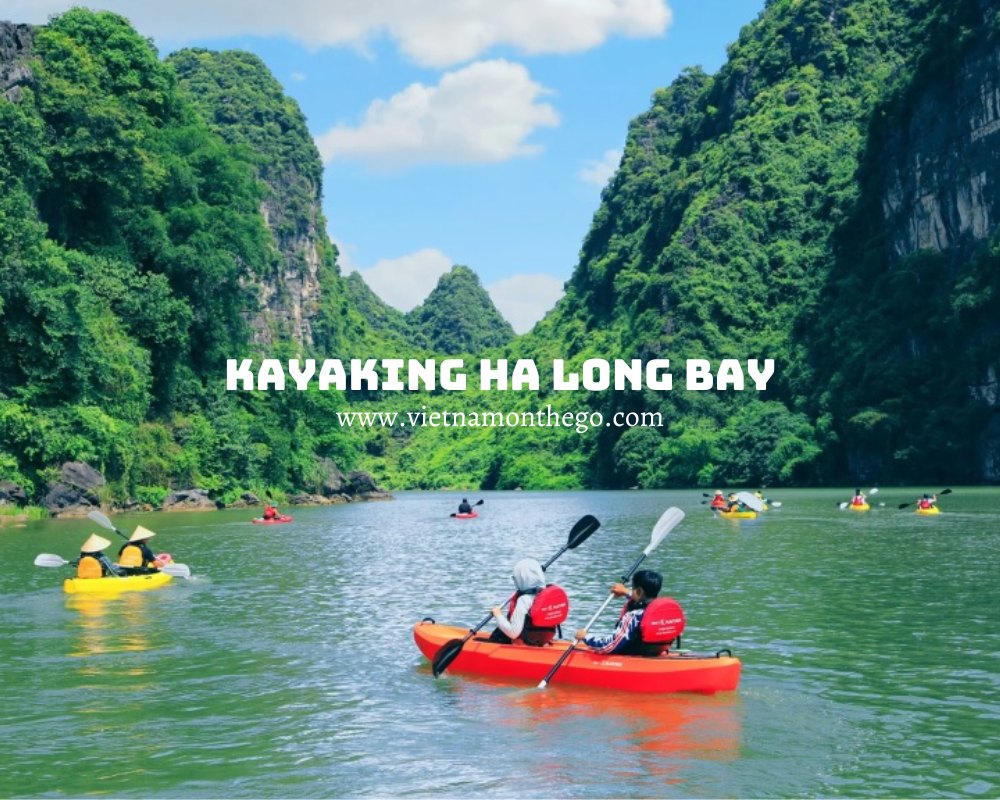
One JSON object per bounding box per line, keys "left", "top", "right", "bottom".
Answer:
{"left": 76, "top": 534, "right": 122, "bottom": 579}
{"left": 117, "top": 526, "right": 160, "bottom": 574}
{"left": 489, "top": 558, "right": 569, "bottom": 646}
{"left": 851, "top": 489, "right": 867, "bottom": 507}
{"left": 457, "top": 498, "right": 473, "bottom": 515}
{"left": 263, "top": 503, "right": 279, "bottom": 520}
{"left": 575, "top": 569, "right": 683, "bottom": 657}
{"left": 710, "top": 490, "right": 727, "bottom": 509}
{"left": 917, "top": 493, "right": 937, "bottom": 510}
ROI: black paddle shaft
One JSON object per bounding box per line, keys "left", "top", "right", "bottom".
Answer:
{"left": 431, "top": 514, "right": 600, "bottom": 677}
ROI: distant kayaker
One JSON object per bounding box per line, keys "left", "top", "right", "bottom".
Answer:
{"left": 117, "top": 526, "right": 159, "bottom": 574}
{"left": 76, "top": 534, "right": 122, "bottom": 579}
{"left": 917, "top": 493, "right": 937, "bottom": 510}
{"left": 457, "top": 498, "right": 473, "bottom": 515}
{"left": 489, "top": 558, "right": 569, "bottom": 646}
{"left": 710, "top": 490, "right": 727, "bottom": 509}
{"left": 725, "top": 493, "right": 745, "bottom": 512}
{"left": 263, "top": 504, "right": 278, "bottom": 520}
{"left": 575, "top": 569, "right": 683, "bottom": 657}
{"left": 851, "top": 489, "right": 867, "bottom": 507}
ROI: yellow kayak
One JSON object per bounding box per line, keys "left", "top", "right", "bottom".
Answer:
{"left": 63, "top": 571, "right": 173, "bottom": 595}
{"left": 715, "top": 510, "right": 758, "bottom": 519}
{"left": 849, "top": 503, "right": 870, "bottom": 511}
{"left": 915, "top": 506, "right": 940, "bottom": 515}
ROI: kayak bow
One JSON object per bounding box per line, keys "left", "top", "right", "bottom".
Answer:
{"left": 63, "top": 571, "right": 173, "bottom": 595}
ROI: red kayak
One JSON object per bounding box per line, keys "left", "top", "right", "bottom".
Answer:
{"left": 454, "top": 512, "right": 478, "bottom": 519}
{"left": 251, "top": 515, "right": 293, "bottom": 524}
{"left": 414, "top": 621, "right": 740, "bottom": 694}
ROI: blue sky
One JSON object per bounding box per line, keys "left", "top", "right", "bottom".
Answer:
{"left": 10, "top": 0, "right": 766, "bottom": 331}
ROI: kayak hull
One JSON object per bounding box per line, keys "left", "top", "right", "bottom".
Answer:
{"left": 252, "top": 515, "right": 293, "bottom": 524}
{"left": 849, "top": 503, "right": 870, "bottom": 511}
{"left": 454, "top": 512, "right": 478, "bottom": 519}
{"left": 413, "top": 621, "right": 740, "bottom": 694}
{"left": 63, "top": 571, "right": 173, "bottom": 595}
{"left": 916, "top": 506, "right": 940, "bottom": 515}
{"left": 715, "top": 510, "right": 757, "bottom": 519}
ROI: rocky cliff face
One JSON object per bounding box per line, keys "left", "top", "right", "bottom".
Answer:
{"left": 0, "top": 22, "right": 34, "bottom": 101}
{"left": 877, "top": 1, "right": 1000, "bottom": 479}
{"left": 880, "top": 9, "right": 999, "bottom": 263}
{"left": 168, "top": 48, "right": 331, "bottom": 352}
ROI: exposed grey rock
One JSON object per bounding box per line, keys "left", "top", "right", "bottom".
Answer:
{"left": 161, "top": 489, "right": 218, "bottom": 511}
{"left": 0, "top": 480, "right": 27, "bottom": 505}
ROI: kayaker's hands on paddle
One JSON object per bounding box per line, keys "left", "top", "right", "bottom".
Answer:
{"left": 611, "top": 582, "right": 629, "bottom": 597}
{"left": 491, "top": 606, "right": 503, "bottom": 619}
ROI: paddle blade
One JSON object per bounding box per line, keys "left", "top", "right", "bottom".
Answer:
{"left": 869, "top": 487, "right": 880, "bottom": 495}
{"left": 838, "top": 502, "right": 848, "bottom": 510}
{"left": 86, "top": 509, "right": 115, "bottom": 530}
{"left": 567, "top": 515, "right": 600, "bottom": 550}
{"left": 940, "top": 488, "right": 953, "bottom": 496}
{"left": 34, "top": 553, "right": 69, "bottom": 568}
{"left": 644, "top": 507, "right": 685, "bottom": 555}
{"left": 898, "top": 502, "right": 911, "bottom": 510}
{"left": 737, "top": 492, "right": 765, "bottom": 512}
{"left": 770, "top": 501, "right": 782, "bottom": 508}
{"left": 160, "top": 563, "right": 191, "bottom": 579}
{"left": 431, "top": 638, "right": 465, "bottom": 678}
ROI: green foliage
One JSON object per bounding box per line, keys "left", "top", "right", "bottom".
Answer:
{"left": 407, "top": 266, "right": 515, "bottom": 354}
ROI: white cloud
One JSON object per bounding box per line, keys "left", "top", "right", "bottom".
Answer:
{"left": 340, "top": 246, "right": 453, "bottom": 312}
{"left": 487, "top": 274, "right": 564, "bottom": 334}
{"left": 316, "top": 60, "right": 558, "bottom": 168}
{"left": 8, "top": 1, "right": 671, "bottom": 68}
{"left": 579, "top": 148, "right": 622, "bottom": 188}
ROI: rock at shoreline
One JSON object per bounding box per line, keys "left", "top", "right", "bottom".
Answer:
{"left": 42, "top": 462, "right": 106, "bottom": 517}
{"left": 161, "top": 489, "right": 219, "bottom": 511}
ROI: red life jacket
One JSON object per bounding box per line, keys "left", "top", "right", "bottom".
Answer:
{"left": 507, "top": 584, "right": 569, "bottom": 646}
{"left": 919, "top": 498, "right": 932, "bottom": 509}
{"left": 616, "top": 597, "right": 685, "bottom": 656}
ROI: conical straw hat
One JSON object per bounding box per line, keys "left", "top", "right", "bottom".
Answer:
{"left": 130, "top": 525, "right": 156, "bottom": 542}
{"left": 81, "top": 533, "right": 111, "bottom": 553}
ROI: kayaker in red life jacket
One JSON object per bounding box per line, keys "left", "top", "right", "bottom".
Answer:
{"left": 489, "top": 558, "right": 569, "bottom": 646}
{"left": 918, "top": 493, "right": 936, "bottom": 510}
{"left": 263, "top": 504, "right": 278, "bottom": 520}
{"left": 576, "top": 569, "right": 684, "bottom": 657}
{"left": 710, "top": 490, "right": 727, "bottom": 509}
{"left": 851, "top": 489, "right": 867, "bottom": 507}
{"left": 457, "top": 498, "right": 473, "bottom": 515}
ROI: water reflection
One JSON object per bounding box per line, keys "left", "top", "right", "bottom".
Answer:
{"left": 66, "top": 592, "right": 153, "bottom": 665}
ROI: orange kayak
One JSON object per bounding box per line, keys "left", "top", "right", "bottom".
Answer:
{"left": 413, "top": 621, "right": 740, "bottom": 694}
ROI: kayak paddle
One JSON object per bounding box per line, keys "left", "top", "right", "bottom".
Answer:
{"left": 537, "top": 506, "right": 685, "bottom": 690}
{"left": 87, "top": 509, "right": 130, "bottom": 541}
{"left": 898, "top": 488, "right": 951, "bottom": 510}
{"left": 431, "top": 513, "right": 600, "bottom": 678}
{"left": 449, "top": 499, "right": 485, "bottom": 518}
{"left": 34, "top": 552, "right": 192, "bottom": 578}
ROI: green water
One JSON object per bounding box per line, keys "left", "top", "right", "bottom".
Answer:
{"left": 1, "top": 489, "right": 997, "bottom": 798}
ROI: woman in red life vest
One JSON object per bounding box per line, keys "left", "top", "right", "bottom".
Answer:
{"left": 851, "top": 489, "right": 867, "bottom": 507}
{"left": 576, "top": 569, "right": 684, "bottom": 657}
{"left": 917, "top": 493, "right": 937, "bottom": 510}
{"left": 263, "top": 504, "right": 278, "bottom": 520}
{"left": 710, "top": 490, "right": 727, "bottom": 509}
{"left": 489, "top": 558, "right": 569, "bottom": 646}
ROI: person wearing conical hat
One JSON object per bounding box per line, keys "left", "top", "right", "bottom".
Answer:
{"left": 117, "top": 525, "right": 159, "bottom": 574}
{"left": 76, "top": 533, "right": 122, "bottom": 579}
